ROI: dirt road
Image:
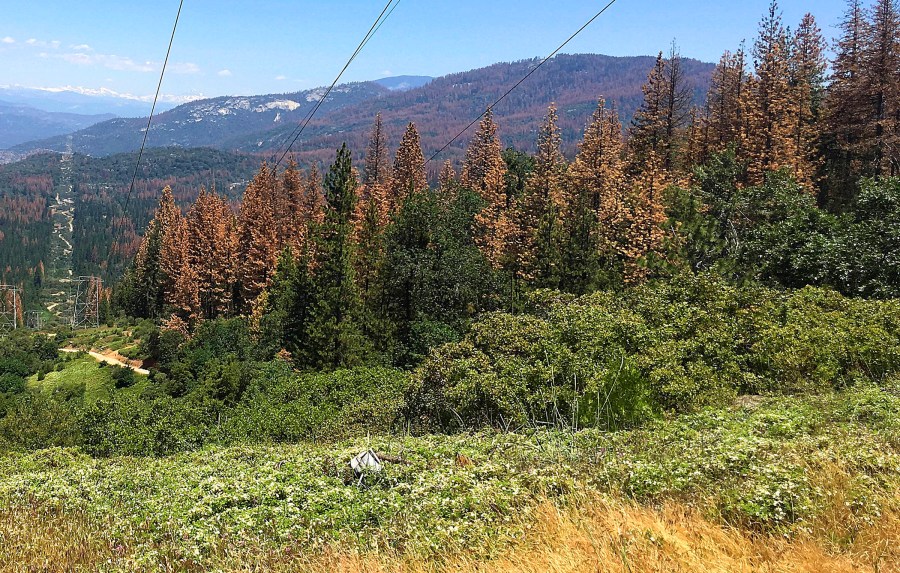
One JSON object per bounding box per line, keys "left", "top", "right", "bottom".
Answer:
{"left": 61, "top": 348, "right": 150, "bottom": 375}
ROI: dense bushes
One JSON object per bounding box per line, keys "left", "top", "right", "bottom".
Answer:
{"left": 0, "top": 332, "right": 59, "bottom": 410}
{"left": 409, "top": 275, "right": 900, "bottom": 430}
{"left": 667, "top": 157, "right": 900, "bottom": 299}
{"left": 2, "top": 275, "right": 898, "bottom": 455}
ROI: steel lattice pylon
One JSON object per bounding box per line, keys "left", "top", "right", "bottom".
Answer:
{"left": 70, "top": 276, "right": 102, "bottom": 330}
{"left": 25, "top": 311, "right": 44, "bottom": 330}
{"left": 0, "top": 285, "right": 23, "bottom": 333}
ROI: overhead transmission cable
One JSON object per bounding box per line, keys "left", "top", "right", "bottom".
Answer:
{"left": 273, "top": 0, "right": 401, "bottom": 170}
{"left": 426, "top": 0, "right": 619, "bottom": 165}
{"left": 120, "top": 0, "right": 185, "bottom": 218}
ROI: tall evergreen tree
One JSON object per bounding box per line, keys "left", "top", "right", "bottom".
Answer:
{"left": 461, "top": 109, "right": 513, "bottom": 269}
{"left": 518, "top": 104, "right": 566, "bottom": 285}
{"left": 237, "top": 164, "right": 278, "bottom": 311}
{"left": 789, "top": 13, "right": 828, "bottom": 189}
{"left": 304, "top": 144, "right": 369, "bottom": 369}
{"left": 745, "top": 0, "right": 796, "bottom": 184}
{"left": 391, "top": 122, "right": 428, "bottom": 209}
{"left": 129, "top": 186, "right": 180, "bottom": 318}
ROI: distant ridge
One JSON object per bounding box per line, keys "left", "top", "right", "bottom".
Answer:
{"left": 12, "top": 54, "right": 714, "bottom": 163}
{"left": 0, "top": 100, "right": 115, "bottom": 149}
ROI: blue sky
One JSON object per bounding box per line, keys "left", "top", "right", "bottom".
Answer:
{"left": 0, "top": 0, "right": 848, "bottom": 103}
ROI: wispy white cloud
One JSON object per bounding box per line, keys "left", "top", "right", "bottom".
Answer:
{"left": 275, "top": 75, "right": 287, "bottom": 81}
{"left": 170, "top": 62, "right": 200, "bottom": 74}
{"left": 25, "top": 38, "right": 60, "bottom": 49}
{"left": 70, "top": 43, "right": 92, "bottom": 51}
{"left": 217, "top": 69, "right": 232, "bottom": 77}
{"left": 55, "top": 52, "right": 156, "bottom": 72}
{"left": 1, "top": 37, "right": 14, "bottom": 44}
{"left": 47, "top": 49, "right": 198, "bottom": 75}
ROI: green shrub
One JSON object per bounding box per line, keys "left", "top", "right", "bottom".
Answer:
{"left": 408, "top": 275, "right": 900, "bottom": 432}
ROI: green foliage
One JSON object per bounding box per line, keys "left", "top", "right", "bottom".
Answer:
{"left": 111, "top": 365, "right": 136, "bottom": 389}
{"left": 378, "top": 187, "right": 498, "bottom": 366}
{"left": 0, "top": 393, "right": 82, "bottom": 450}
{"left": 0, "top": 389, "right": 897, "bottom": 563}
{"left": 409, "top": 275, "right": 900, "bottom": 430}
{"left": 304, "top": 144, "right": 370, "bottom": 369}
{"left": 79, "top": 394, "right": 213, "bottom": 457}
{"left": 665, "top": 154, "right": 900, "bottom": 298}
{"left": 223, "top": 364, "right": 409, "bottom": 443}
{"left": 0, "top": 331, "right": 58, "bottom": 397}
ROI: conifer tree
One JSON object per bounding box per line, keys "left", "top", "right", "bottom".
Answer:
{"left": 359, "top": 114, "right": 393, "bottom": 228}
{"left": 661, "top": 43, "right": 693, "bottom": 174}
{"left": 160, "top": 213, "right": 200, "bottom": 322}
{"left": 259, "top": 246, "right": 315, "bottom": 360}
{"left": 622, "top": 152, "right": 668, "bottom": 283}
{"left": 705, "top": 48, "right": 748, "bottom": 156}
{"left": 364, "top": 113, "right": 392, "bottom": 188}
{"left": 237, "top": 164, "right": 278, "bottom": 312}
{"left": 518, "top": 104, "right": 566, "bottom": 285}
{"left": 392, "top": 122, "right": 428, "bottom": 208}
{"left": 863, "top": 0, "right": 900, "bottom": 176}
{"left": 789, "top": 13, "right": 828, "bottom": 188}
{"left": 439, "top": 160, "right": 457, "bottom": 190}
{"left": 461, "top": 109, "right": 513, "bottom": 268}
{"left": 825, "top": 0, "right": 870, "bottom": 187}
{"left": 131, "top": 186, "right": 180, "bottom": 318}
{"left": 305, "top": 144, "right": 369, "bottom": 369}
{"left": 745, "top": 0, "right": 796, "bottom": 184}
{"left": 630, "top": 46, "right": 692, "bottom": 180}
{"left": 187, "top": 188, "right": 238, "bottom": 318}
{"left": 630, "top": 53, "right": 667, "bottom": 168}
{"left": 302, "top": 164, "right": 325, "bottom": 236}
{"left": 568, "top": 98, "right": 627, "bottom": 281}
{"left": 436, "top": 159, "right": 458, "bottom": 206}
{"left": 281, "top": 159, "right": 306, "bottom": 252}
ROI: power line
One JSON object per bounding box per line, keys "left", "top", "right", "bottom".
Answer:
{"left": 426, "top": 0, "right": 619, "bottom": 165}
{"left": 273, "top": 0, "right": 400, "bottom": 170}
{"left": 121, "top": 0, "right": 185, "bottom": 219}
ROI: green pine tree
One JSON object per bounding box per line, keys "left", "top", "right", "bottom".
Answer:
{"left": 304, "top": 144, "right": 370, "bottom": 369}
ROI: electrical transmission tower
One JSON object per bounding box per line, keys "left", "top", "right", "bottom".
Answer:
{"left": 70, "top": 276, "right": 102, "bottom": 330}
{"left": 25, "top": 311, "right": 44, "bottom": 330}
{"left": 0, "top": 285, "right": 23, "bottom": 332}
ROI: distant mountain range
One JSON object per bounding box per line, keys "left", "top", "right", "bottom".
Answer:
{"left": 0, "top": 100, "right": 115, "bottom": 149}
{"left": 0, "top": 86, "right": 174, "bottom": 117}
{"left": 10, "top": 55, "right": 715, "bottom": 165}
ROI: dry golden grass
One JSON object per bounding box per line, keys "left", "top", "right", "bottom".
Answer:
{"left": 0, "top": 504, "right": 118, "bottom": 573}
{"left": 3, "top": 495, "right": 897, "bottom": 573}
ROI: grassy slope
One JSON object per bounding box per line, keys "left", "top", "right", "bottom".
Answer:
{"left": 0, "top": 386, "right": 898, "bottom": 571}
{"left": 26, "top": 355, "right": 147, "bottom": 403}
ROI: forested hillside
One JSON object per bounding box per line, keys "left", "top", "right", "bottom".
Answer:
{"left": 2, "top": 1, "right": 900, "bottom": 571}
{"left": 0, "top": 148, "right": 261, "bottom": 313}
{"left": 11, "top": 54, "right": 714, "bottom": 165}
{"left": 11, "top": 83, "right": 388, "bottom": 157}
